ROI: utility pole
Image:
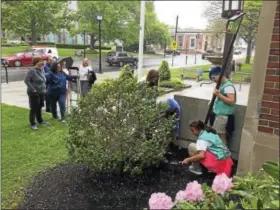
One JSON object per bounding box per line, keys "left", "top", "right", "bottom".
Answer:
{"left": 195, "top": 33, "right": 199, "bottom": 64}
{"left": 137, "top": 1, "right": 145, "bottom": 81}
{"left": 171, "top": 15, "right": 179, "bottom": 67}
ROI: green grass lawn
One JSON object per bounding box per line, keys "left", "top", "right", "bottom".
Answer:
{"left": 1, "top": 46, "right": 110, "bottom": 58}
{"left": 1, "top": 104, "right": 68, "bottom": 209}
{"left": 1, "top": 46, "right": 31, "bottom": 56}
{"left": 170, "top": 58, "right": 253, "bottom": 83}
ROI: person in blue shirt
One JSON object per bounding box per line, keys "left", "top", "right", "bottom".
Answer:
{"left": 43, "top": 56, "right": 53, "bottom": 112}
{"left": 164, "top": 98, "right": 181, "bottom": 141}
{"left": 46, "top": 62, "right": 78, "bottom": 122}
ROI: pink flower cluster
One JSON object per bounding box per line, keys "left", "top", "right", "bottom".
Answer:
{"left": 149, "top": 193, "right": 173, "bottom": 210}
{"left": 184, "top": 181, "right": 205, "bottom": 201}
{"left": 212, "top": 173, "right": 233, "bottom": 195}
{"left": 148, "top": 174, "right": 233, "bottom": 210}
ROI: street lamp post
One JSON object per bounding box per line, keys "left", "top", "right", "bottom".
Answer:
{"left": 221, "top": 0, "right": 244, "bottom": 76}
{"left": 83, "top": 29, "right": 86, "bottom": 58}
{"left": 204, "top": 0, "right": 244, "bottom": 125}
{"left": 97, "top": 15, "right": 103, "bottom": 73}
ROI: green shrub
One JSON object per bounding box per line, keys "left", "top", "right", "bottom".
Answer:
{"left": 36, "top": 41, "right": 55, "bottom": 46}
{"left": 56, "top": 43, "right": 112, "bottom": 50}
{"left": 1, "top": 43, "right": 29, "bottom": 47}
{"left": 119, "top": 64, "right": 134, "bottom": 80}
{"left": 144, "top": 51, "right": 156, "bottom": 55}
{"left": 160, "top": 78, "right": 187, "bottom": 90}
{"left": 158, "top": 60, "right": 171, "bottom": 81}
{"left": 66, "top": 78, "right": 174, "bottom": 175}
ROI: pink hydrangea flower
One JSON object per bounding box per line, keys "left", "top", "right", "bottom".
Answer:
{"left": 149, "top": 192, "right": 173, "bottom": 210}
{"left": 212, "top": 173, "right": 233, "bottom": 195}
{"left": 175, "top": 190, "right": 187, "bottom": 201}
{"left": 185, "top": 181, "right": 204, "bottom": 201}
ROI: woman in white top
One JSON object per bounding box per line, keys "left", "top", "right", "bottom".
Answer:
{"left": 79, "top": 58, "right": 94, "bottom": 97}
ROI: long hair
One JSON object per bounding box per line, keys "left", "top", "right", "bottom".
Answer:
{"left": 50, "top": 61, "right": 59, "bottom": 74}
{"left": 189, "top": 120, "right": 217, "bottom": 134}
{"left": 146, "top": 69, "right": 159, "bottom": 87}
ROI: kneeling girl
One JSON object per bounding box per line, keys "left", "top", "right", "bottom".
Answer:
{"left": 182, "top": 120, "right": 233, "bottom": 176}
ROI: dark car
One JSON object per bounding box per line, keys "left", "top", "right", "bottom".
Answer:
{"left": 233, "top": 49, "right": 242, "bottom": 55}
{"left": 201, "top": 50, "right": 218, "bottom": 60}
{"left": 106, "top": 51, "right": 138, "bottom": 67}
{"left": 164, "top": 49, "right": 180, "bottom": 56}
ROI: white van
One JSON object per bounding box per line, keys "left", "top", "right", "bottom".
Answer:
{"left": 32, "top": 47, "right": 59, "bottom": 61}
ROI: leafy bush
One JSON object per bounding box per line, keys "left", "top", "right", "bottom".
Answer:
{"left": 36, "top": 41, "right": 55, "bottom": 46}
{"left": 147, "top": 160, "right": 280, "bottom": 210}
{"left": 119, "top": 64, "right": 134, "bottom": 80}
{"left": 159, "top": 60, "right": 171, "bottom": 81}
{"left": 144, "top": 51, "right": 156, "bottom": 55}
{"left": 66, "top": 78, "right": 174, "bottom": 175}
{"left": 160, "top": 78, "right": 187, "bottom": 90}
{"left": 56, "top": 43, "right": 111, "bottom": 50}
{"left": 2, "top": 43, "right": 29, "bottom": 47}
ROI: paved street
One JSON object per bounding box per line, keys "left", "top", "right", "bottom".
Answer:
{"left": 1, "top": 53, "right": 246, "bottom": 83}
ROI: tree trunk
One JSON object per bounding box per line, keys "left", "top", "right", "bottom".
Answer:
{"left": 31, "top": 17, "right": 37, "bottom": 45}
{"left": 245, "top": 40, "right": 252, "bottom": 64}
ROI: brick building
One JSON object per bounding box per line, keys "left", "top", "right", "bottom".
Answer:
{"left": 168, "top": 28, "right": 225, "bottom": 54}
{"left": 237, "top": 0, "right": 279, "bottom": 174}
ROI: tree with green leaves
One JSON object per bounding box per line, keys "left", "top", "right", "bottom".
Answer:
{"left": 203, "top": 1, "right": 262, "bottom": 64}
{"left": 73, "top": 1, "right": 138, "bottom": 49}
{"left": 74, "top": 1, "right": 171, "bottom": 50}
{"left": 1, "top": 1, "right": 73, "bottom": 44}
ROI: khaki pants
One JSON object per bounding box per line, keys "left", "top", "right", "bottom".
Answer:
{"left": 188, "top": 143, "right": 197, "bottom": 156}
{"left": 213, "top": 115, "right": 227, "bottom": 134}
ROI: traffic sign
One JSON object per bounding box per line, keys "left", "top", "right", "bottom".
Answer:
{"left": 171, "top": 40, "right": 177, "bottom": 50}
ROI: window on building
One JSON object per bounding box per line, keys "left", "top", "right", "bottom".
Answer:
{"left": 190, "top": 38, "right": 196, "bottom": 48}
{"left": 178, "top": 36, "right": 183, "bottom": 47}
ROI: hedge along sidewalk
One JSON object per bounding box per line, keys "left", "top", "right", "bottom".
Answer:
{"left": 1, "top": 104, "right": 68, "bottom": 209}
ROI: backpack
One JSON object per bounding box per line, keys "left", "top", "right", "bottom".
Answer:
{"left": 87, "top": 70, "right": 97, "bottom": 85}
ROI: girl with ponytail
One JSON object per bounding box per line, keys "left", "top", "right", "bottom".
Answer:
{"left": 181, "top": 120, "right": 233, "bottom": 177}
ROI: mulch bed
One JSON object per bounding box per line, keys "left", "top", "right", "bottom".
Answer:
{"left": 18, "top": 146, "right": 235, "bottom": 210}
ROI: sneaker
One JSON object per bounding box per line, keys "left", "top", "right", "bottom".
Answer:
{"left": 61, "top": 120, "right": 66, "bottom": 123}
{"left": 189, "top": 163, "right": 203, "bottom": 175}
{"left": 31, "top": 125, "right": 38, "bottom": 130}
{"left": 39, "top": 121, "right": 49, "bottom": 125}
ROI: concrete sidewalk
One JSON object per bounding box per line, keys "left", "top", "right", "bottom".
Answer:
{"left": 2, "top": 69, "right": 250, "bottom": 109}
{"left": 1, "top": 71, "right": 121, "bottom": 108}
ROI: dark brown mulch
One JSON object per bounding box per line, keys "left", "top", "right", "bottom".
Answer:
{"left": 18, "top": 146, "right": 234, "bottom": 210}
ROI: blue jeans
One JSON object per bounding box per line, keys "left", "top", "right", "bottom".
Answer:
{"left": 49, "top": 93, "right": 66, "bottom": 120}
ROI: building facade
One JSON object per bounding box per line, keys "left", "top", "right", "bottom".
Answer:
{"left": 168, "top": 28, "right": 225, "bottom": 54}
{"left": 237, "top": 0, "right": 279, "bottom": 174}
{"left": 41, "top": 1, "right": 90, "bottom": 45}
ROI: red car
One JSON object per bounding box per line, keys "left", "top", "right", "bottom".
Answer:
{"left": 1, "top": 50, "right": 49, "bottom": 67}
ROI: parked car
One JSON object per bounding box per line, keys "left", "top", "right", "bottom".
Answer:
{"left": 32, "top": 46, "right": 59, "bottom": 61}
{"left": 233, "top": 49, "right": 242, "bottom": 55}
{"left": 201, "top": 50, "right": 219, "bottom": 60}
{"left": 106, "top": 51, "right": 138, "bottom": 67}
{"left": 164, "top": 49, "right": 180, "bottom": 56}
{"left": 1, "top": 50, "right": 49, "bottom": 67}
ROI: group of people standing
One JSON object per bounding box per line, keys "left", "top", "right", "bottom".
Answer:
{"left": 24, "top": 56, "right": 95, "bottom": 130}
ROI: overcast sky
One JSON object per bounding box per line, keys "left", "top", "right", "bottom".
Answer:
{"left": 154, "top": 1, "right": 208, "bottom": 29}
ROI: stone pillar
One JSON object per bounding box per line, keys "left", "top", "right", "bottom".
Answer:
{"left": 237, "top": 1, "right": 279, "bottom": 175}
